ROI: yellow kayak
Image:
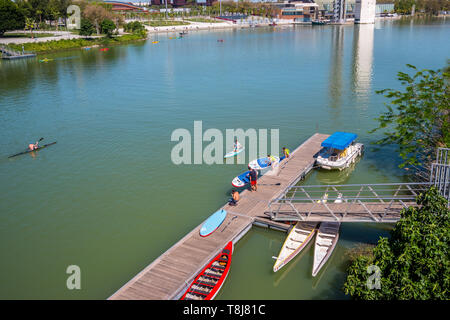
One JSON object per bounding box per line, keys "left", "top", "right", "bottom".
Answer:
{"left": 39, "top": 58, "right": 53, "bottom": 63}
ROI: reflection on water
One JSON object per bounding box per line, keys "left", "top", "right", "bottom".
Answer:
{"left": 329, "top": 26, "right": 345, "bottom": 113}
{"left": 352, "top": 24, "right": 374, "bottom": 104}
{"left": 315, "top": 158, "right": 359, "bottom": 185}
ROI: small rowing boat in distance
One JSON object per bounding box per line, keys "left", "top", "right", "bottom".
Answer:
{"left": 181, "top": 241, "right": 233, "bottom": 300}
{"left": 8, "top": 142, "right": 57, "bottom": 158}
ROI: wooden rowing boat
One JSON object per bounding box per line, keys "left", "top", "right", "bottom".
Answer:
{"left": 312, "top": 222, "right": 340, "bottom": 277}
{"left": 273, "top": 222, "right": 318, "bottom": 272}
{"left": 181, "top": 241, "right": 233, "bottom": 300}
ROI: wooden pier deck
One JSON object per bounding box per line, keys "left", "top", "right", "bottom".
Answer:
{"left": 109, "top": 133, "right": 329, "bottom": 300}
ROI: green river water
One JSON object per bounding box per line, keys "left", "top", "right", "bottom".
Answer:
{"left": 0, "top": 17, "right": 449, "bottom": 299}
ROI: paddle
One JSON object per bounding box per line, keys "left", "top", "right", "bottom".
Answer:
{"left": 221, "top": 216, "right": 237, "bottom": 233}
{"left": 259, "top": 183, "right": 281, "bottom": 186}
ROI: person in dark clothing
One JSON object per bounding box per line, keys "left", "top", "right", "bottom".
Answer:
{"left": 249, "top": 167, "right": 258, "bottom": 191}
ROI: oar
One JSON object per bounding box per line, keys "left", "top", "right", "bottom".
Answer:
{"left": 259, "top": 183, "right": 281, "bottom": 186}
{"left": 221, "top": 216, "right": 238, "bottom": 233}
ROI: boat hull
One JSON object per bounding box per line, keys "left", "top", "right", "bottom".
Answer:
{"left": 312, "top": 222, "right": 340, "bottom": 277}
{"left": 181, "top": 242, "right": 233, "bottom": 300}
{"left": 273, "top": 222, "right": 318, "bottom": 273}
{"left": 316, "top": 143, "right": 363, "bottom": 170}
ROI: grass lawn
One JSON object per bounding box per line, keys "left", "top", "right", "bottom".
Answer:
{"left": 144, "top": 20, "right": 190, "bottom": 27}
{"left": 186, "top": 18, "right": 222, "bottom": 23}
{"left": 8, "top": 33, "right": 147, "bottom": 53}
{"left": 2, "top": 32, "right": 56, "bottom": 38}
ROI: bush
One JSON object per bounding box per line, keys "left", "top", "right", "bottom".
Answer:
{"left": 343, "top": 187, "right": 450, "bottom": 300}
{"left": 79, "top": 18, "right": 95, "bottom": 36}
{"left": 124, "top": 21, "right": 145, "bottom": 34}
{"left": 101, "top": 19, "right": 116, "bottom": 37}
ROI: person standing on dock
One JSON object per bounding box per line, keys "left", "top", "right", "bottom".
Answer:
{"left": 249, "top": 167, "right": 258, "bottom": 191}
{"left": 282, "top": 147, "right": 290, "bottom": 159}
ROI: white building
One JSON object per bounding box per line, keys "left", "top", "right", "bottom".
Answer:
{"left": 354, "top": 0, "right": 376, "bottom": 24}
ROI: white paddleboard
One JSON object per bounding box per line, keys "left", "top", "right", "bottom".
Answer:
{"left": 224, "top": 147, "right": 244, "bottom": 158}
{"left": 248, "top": 156, "right": 280, "bottom": 170}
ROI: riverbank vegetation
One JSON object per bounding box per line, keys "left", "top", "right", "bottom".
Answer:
{"left": 345, "top": 62, "right": 450, "bottom": 300}
{"left": 8, "top": 32, "right": 145, "bottom": 53}
{"left": 343, "top": 187, "right": 450, "bottom": 300}
{"left": 369, "top": 64, "right": 449, "bottom": 170}
{"left": 377, "top": 0, "right": 450, "bottom": 15}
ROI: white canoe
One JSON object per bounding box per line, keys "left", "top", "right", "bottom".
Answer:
{"left": 224, "top": 147, "right": 244, "bottom": 158}
{"left": 273, "top": 222, "right": 318, "bottom": 273}
{"left": 312, "top": 222, "right": 340, "bottom": 277}
{"left": 248, "top": 156, "right": 280, "bottom": 170}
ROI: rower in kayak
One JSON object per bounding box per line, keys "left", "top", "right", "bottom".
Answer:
{"left": 28, "top": 140, "right": 40, "bottom": 151}
{"left": 28, "top": 137, "right": 44, "bottom": 151}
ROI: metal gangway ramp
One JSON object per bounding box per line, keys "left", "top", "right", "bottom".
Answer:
{"left": 267, "top": 182, "right": 432, "bottom": 223}
{"left": 268, "top": 147, "right": 450, "bottom": 223}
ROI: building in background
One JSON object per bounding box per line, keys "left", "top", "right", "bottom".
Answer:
{"left": 333, "top": 0, "right": 347, "bottom": 23}
{"left": 375, "top": 3, "right": 395, "bottom": 16}
{"left": 104, "top": 1, "right": 147, "bottom": 12}
{"left": 314, "top": 0, "right": 355, "bottom": 20}
{"left": 276, "top": 1, "right": 319, "bottom": 22}
{"left": 354, "top": 0, "right": 375, "bottom": 23}
{"left": 151, "top": 0, "right": 212, "bottom": 6}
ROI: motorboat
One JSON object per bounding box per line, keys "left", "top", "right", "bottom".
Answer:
{"left": 316, "top": 132, "right": 363, "bottom": 170}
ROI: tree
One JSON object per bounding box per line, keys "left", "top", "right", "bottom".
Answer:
{"left": 0, "top": 0, "right": 25, "bottom": 36}
{"left": 369, "top": 64, "right": 450, "bottom": 169}
{"left": 25, "top": 17, "right": 36, "bottom": 39}
{"left": 83, "top": 4, "right": 113, "bottom": 35}
{"left": 343, "top": 187, "right": 450, "bottom": 300}
{"left": 79, "top": 18, "right": 94, "bottom": 36}
{"left": 101, "top": 18, "right": 116, "bottom": 37}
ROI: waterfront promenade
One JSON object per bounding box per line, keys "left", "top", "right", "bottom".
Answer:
{"left": 109, "top": 133, "right": 329, "bottom": 300}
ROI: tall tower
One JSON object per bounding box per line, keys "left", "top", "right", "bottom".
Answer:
{"left": 354, "top": 0, "right": 376, "bottom": 24}
{"left": 333, "top": 0, "right": 347, "bottom": 23}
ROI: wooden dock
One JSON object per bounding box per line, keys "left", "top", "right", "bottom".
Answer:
{"left": 109, "top": 133, "right": 329, "bottom": 300}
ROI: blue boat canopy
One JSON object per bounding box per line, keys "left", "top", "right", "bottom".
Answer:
{"left": 321, "top": 132, "right": 357, "bottom": 150}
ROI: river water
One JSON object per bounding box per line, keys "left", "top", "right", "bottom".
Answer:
{"left": 0, "top": 17, "right": 448, "bottom": 299}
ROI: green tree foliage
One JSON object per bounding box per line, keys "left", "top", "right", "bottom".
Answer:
{"left": 101, "top": 18, "right": 116, "bottom": 37}
{"left": 123, "top": 21, "right": 145, "bottom": 34}
{"left": 79, "top": 18, "right": 94, "bottom": 36}
{"left": 0, "top": 0, "right": 25, "bottom": 36}
{"left": 370, "top": 65, "right": 450, "bottom": 168}
{"left": 394, "top": 0, "right": 449, "bottom": 14}
{"left": 343, "top": 187, "right": 450, "bottom": 299}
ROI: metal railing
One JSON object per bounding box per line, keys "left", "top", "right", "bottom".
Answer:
{"left": 430, "top": 147, "right": 450, "bottom": 206}
{"left": 267, "top": 182, "right": 433, "bottom": 222}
